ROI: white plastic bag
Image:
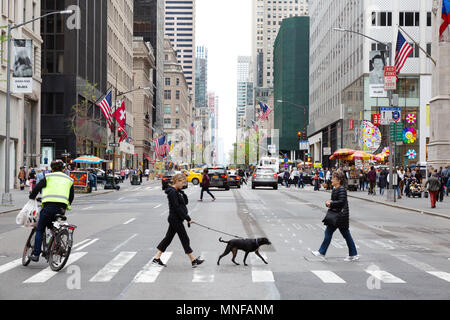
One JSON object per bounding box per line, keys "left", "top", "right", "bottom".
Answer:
{"left": 16, "top": 200, "right": 40, "bottom": 227}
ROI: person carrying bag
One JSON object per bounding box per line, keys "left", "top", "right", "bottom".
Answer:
{"left": 311, "top": 170, "right": 359, "bottom": 261}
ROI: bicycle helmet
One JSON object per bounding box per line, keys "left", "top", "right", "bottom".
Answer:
{"left": 50, "top": 160, "right": 65, "bottom": 172}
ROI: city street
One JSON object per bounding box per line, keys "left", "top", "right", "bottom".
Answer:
{"left": 0, "top": 182, "right": 449, "bottom": 300}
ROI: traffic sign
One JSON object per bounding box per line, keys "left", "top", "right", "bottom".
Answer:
{"left": 299, "top": 141, "right": 309, "bottom": 150}
{"left": 381, "top": 107, "right": 401, "bottom": 125}
{"left": 384, "top": 66, "right": 397, "bottom": 90}
{"left": 389, "top": 122, "right": 403, "bottom": 141}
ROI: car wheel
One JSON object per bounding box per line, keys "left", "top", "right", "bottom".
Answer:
{"left": 192, "top": 178, "right": 199, "bottom": 185}
{"left": 237, "top": 185, "right": 241, "bottom": 189}
{"left": 252, "top": 184, "right": 256, "bottom": 189}
{"left": 225, "top": 186, "right": 230, "bottom": 191}
{"left": 274, "top": 185, "right": 278, "bottom": 190}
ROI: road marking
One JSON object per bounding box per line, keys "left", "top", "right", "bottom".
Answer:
{"left": 146, "top": 187, "right": 152, "bottom": 190}
{"left": 123, "top": 218, "right": 136, "bottom": 225}
{"left": 133, "top": 252, "right": 172, "bottom": 283}
{"left": 252, "top": 269, "right": 275, "bottom": 282}
{"left": 371, "top": 240, "right": 395, "bottom": 250}
{"left": 192, "top": 252, "right": 214, "bottom": 283}
{"left": 90, "top": 252, "right": 137, "bottom": 282}
{"left": 111, "top": 234, "right": 138, "bottom": 252}
{"left": 365, "top": 270, "right": 406, "bottom": 283}
{"left": 23, "top": 252, "right": 87, "bottom": 283}
{"left": 81, "top": 206, "right": 93, "bottom": 211}
{"left": 316, "top": 223, "right": 326, "bottom": 230}
{"left": 358, "top": 239, "right": 378, "bottom": 249}
{"left": 72, "top": 238, "right": 93, "bottom": 249}
{"left": 292, "top": 223, "right": 302, "bottom": 230}
{"left": 118, "top": 197, "right": 125, "bottom": 201}
{"left": 331, "top": 240, "right": 343, "bottom": 248}
{"left": 334, "top": 239, "right": 360, "bottom": 249}
{"left": 75, "top": 238, "right": 99, "bottom": 251}
{"left": 153, "top": 204, "right": 162, "bottom": 209}
{"left": 305, "top": 224, "right": 316, "bottom": 230}
{"left": 393, "top": 254, "right": 450, "bottom": 283}
{"left": 311, "top": 270, "right": 346, "bottom": 283}
{"left": 0, "top": 259, "right": 22, "bottom": 275}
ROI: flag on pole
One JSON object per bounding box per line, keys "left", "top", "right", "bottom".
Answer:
{"left": 252, "top": 120, "right": 259, "bottom": 132}
{"left": 394, "top": 31, "right": 413, "bottom": 81}
{"left": 113, "top": 101, "right": 128, "bottom": 142}
{"left": 155, "top": 136, "right": 166, "bottom": 158}
{"left": 97, "top": 89, "right": 113, "bottom": 130}
{"left": 257, "top": 102, "right": 272, "bottom": 121}
{"left": 189, "top": 122, "right": 195, "bottom": 135}
{"left": 440, "top": 0, "right": 450, "bottom": 42}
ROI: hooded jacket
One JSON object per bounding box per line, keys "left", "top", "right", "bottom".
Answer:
{"left": 165, "top": 185, "right": 191, "bottom": 223}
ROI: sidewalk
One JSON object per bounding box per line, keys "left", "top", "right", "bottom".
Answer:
{"left": 339, "top": 188, "right": 450, "bottom": 220}
{"left": 0, "top": 178, "right": 160, "bottom": 215}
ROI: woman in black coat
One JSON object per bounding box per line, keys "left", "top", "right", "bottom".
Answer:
{"left": 153, "top": 174, "right": 204, "bottom": 268}
{"left": 379, "top": 169, "right": 388, "bottom": 195}
{"left": 311, "top": 170, "right": 359, "bottom": 261}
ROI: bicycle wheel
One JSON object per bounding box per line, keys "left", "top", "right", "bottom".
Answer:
{"left": 22, "top": 228, "right": 36, "bottom": 266}
{"left": 49, "top": 229, "right": 71, "bottom": 271}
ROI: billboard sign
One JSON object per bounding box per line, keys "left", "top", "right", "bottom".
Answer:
{"left": 12, "top": 39, "right": 33, "bottom": 93}
{"left": 369, "top": 51, "right": 387, "bottom": 97}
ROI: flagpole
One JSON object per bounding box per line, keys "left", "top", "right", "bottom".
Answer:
{"left": 397, "top": 25, "right": 437, "bottom": 65}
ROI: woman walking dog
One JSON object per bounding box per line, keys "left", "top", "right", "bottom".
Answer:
{"left": 152, "top": 173, "right": 204, "bottom": 268}
{"left": 311, "top": 170, "right": 359, "bottom": 261}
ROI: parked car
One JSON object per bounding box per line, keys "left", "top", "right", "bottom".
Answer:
{"left": 227, "top": 170, "right": 241, "bottom": 188}
{"left": 252, "top": 167, "right": 278, "bottom": 190}
{"left": 207, "top": 167, "right": 230, "bottom": 190}
{"left": 162, "top": 171, "right": 188, "bottom": 190}
{"left": 89, "top": 168, "right": 120, "bottom": 185}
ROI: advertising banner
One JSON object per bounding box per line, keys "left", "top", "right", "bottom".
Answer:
{"left": 12, "top": 39, "right": 33, "bottom": 93}
{"left": 70, "top": 171, "right": 88, "bottom": 188}
{"left": 369, "top": 51, "right": 387, "bottom": 97}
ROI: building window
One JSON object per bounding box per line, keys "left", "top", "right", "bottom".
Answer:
{"left": 176, "top": 90, "right": 180, "bottom": 100}
{"left": 165, "top": 78, "right": 171, "bottom": 86}
{"left": 175, "top": 105, "right": 180, "bottom": 114}
{"left": 427, "top": 12, "right": 431, "bottom": 26}
{"left": 399, "top": 12, "right": 420, "bottom": 26}
{"left": 426, "top": 43, "right": 432, "bottom": 56}
{"left": 371, "top": 12, "right": 392, "bottom": 26}
{"left": 176, "top": 78, "right": 180, "bottom": 85}
{"left": 164, "top": 105, "right": 171, "bottom": 114}
{"left": 164, "top": 90, "right": 172, "bottom": 99}
{"left": 164, "top": 118, "right": 171, "bottom": 128}
{"left": 408, "top": 43, "right": 420, "bottom": 58}
{"left": 176, "top": 119, "right": 180, "bottom": 128}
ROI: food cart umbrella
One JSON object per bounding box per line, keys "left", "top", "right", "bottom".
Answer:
{"left": 329, "top": 148, "right": 356, "bottom": 160}
{"left": 374, "top": 153, "right": 387, "bottom": 161}
{"left": 342, "top": 151, "right": 375, "bottom": 161}
{"left": 73, "top": 156, "right": 105, "bottom": 164}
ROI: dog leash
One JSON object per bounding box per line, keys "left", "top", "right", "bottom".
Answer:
{"left": 192, "top": 222, "right": 244, "bottom": 239}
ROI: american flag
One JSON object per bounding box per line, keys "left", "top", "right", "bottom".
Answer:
{"left": 97, "top": 89, "right": 113, "bottom": 130}
{"left": 257, "top": 102, "right": 272, "bottom": 121}
{"left": 394, "top": 31, "right": 413, "bottom": 80}
{"left": 252, "top": 120, "right": 259, "bottom": 132}
{"left": 440, "top": 0, "right": 450, "bottom": 42}
{"left": 155, "top": 136, "right": 167, "bottom": 158}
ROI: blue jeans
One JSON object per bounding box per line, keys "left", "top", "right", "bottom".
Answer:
{"left": 284, "top": 179, "right": 289, "bottom": 187}
{"left": 297, "top": 179, "right": 304, "bottom": 188}
{"left": 200, "top": 187, "right": 214, "bottom": 200}
{"left": 33, "top": 206, "right": 64, "bottom": 257}
{"left": 380, "top": 187, "right": 385, "bottom": 195}
{"left": 318, "top": 226, "right": 358, "bottom": 256}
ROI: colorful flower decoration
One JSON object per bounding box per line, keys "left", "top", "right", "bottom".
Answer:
{"left": 382, "top": 146, "right": 390, "bottom": 155}
{"left": 403, "top": 127, "right": 417, "bottom": 144}
{"left": 360, "top": 121, "right": 381, "bottom": 152}
{"left": 406, "top": 113, "right": 417, "bottom": 124}
{"left": 406, "top": 149, "right": 417, "bottom": 160}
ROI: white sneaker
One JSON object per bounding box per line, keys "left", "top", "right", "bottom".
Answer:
{"left": 344, "top": 255, "right": 360, "bottom": 262}
{"left": 311, "top": 250, "right": 326, "bottom": 259}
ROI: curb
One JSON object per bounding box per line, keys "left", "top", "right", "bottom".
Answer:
{"left": 344, "top": 192, "right": 450, "bottom": 220}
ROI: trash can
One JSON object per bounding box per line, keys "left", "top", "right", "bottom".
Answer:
{"left": 104, "top": 176, "right": 115, "bottom": 189}
{"left": 131, "top": 174, "right": 140, "bottom": 185}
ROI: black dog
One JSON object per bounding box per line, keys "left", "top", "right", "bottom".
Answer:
{"left": 217, "top": 237, "right": 271, "bottom": 266}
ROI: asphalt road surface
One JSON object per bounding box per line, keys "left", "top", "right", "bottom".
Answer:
{"left": 0, "top": 182, "right": 449, "bottom": 300}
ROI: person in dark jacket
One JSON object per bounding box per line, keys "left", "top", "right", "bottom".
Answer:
{"left": 311, "top": 170, "right": 359, "bottom": 261}
{"left": 283, "top": 170, "right": 290, "bottom": 188}
{"left": 378, "top": 169, "right": 388, "bottom": 195}
{"left": 198, "top": 168, "right": 216, "bottom": 202}
{"left": 367, "top": 166, "right": 376, "bottom": 195}
{"left": 424, "top": 172, "right": 441, "bottom": 208}
{"left": 153, "top": 174, "right": 204, "bottom": 268}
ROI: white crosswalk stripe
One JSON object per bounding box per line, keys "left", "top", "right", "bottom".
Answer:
{"left": 365, "top": 270, "right": 406, "bottom": 283}
{"left": 133, "top": 252, "right": 172, "bottom": 283}
{"left": 393, "top": 254, "right": 450, "bottom": 283}
{"left": 90, "top": 252, "right": 137, "bottom": 282}
{"left": 75, "top": 238, "right": 99, "bottom": 251}
{"left": 251, "top": 252, "right": 274, "bottom": 282}
{"left": 192, "top": 252, "right": 214, "bottom": 283}
{"left": 311, "top": 270, "right": 346, "bottom": 283}
{"left": 23, "top": 252, "right": 88, "bottom": 283}
{"left": 0, "top": 259, "right": 22, "bottom": 275}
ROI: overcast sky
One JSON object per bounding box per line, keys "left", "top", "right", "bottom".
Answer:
{"left": 196, "top": 0, "right": 252, "bottom": 163}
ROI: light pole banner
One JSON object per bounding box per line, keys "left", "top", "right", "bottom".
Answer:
{"left": 12, "top": 39, "right": 33, "bottom": 93}
{"left": 369, "top": 50, "right": 387, "bottom": 97}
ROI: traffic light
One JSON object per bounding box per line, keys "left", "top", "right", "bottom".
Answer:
{"left": 118, "top": 127, "right": 122, "bottom": 139}
{"left": 302, "top": 131, "right": 307, "bottom": 140}
{"left": 297, "top": 131, "right": 302, "bottom": 141}
{"left": 308, "top": 157, "right": 311, "bottom": 162}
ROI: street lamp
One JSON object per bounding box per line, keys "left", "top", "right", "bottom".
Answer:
{"left": 1, "top": 10, "right": 74, "bottom": 205}
{"left": 333, "top": 27, "right": 396, "bottom": 202}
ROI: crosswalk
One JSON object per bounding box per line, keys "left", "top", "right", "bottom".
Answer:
{"left": 1, "top": 248, "right": 448, "bottom": 287}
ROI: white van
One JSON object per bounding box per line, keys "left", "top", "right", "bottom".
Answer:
{"left": 259, "top": 157, "right": 280, "bottom": 173}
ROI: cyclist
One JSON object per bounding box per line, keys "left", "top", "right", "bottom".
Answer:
{"left": 28, "top": 160, "right": 74, "bottom": 262}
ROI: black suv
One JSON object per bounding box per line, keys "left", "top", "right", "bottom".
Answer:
{"left": 162, "top": 171, "right": 188, "bottom": 190}
{"left": 207, "top": 167, "right": 230, "bottom": 190}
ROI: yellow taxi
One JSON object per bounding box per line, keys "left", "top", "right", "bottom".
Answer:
{"left": 184, "top": 168, "right": 203, "bottom": 185}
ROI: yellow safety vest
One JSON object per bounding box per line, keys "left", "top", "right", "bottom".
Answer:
{"left": 41, "top": 172, "right": 73, "bottom": 206}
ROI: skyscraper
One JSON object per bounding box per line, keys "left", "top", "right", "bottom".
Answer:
{"left": 237, "top": 56, "right": 253, "bottom": 129}
{"left": 195, "top": 46, "right": 207, "bottom": 109}
{"left": 164, "top": 0, "right": 196, "bottom": 96}
{"left": 134, "top": 0, "right": 165, "bottom": 134}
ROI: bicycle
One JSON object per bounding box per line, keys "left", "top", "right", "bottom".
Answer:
{"left": 22, "top": 207, "right": 77, "bottom": 272}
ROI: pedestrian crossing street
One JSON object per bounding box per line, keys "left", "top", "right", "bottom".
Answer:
{"left": 1, "top": 245, "right": 449, "bottom": 286}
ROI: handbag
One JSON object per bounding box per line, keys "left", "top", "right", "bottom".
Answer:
{"left": 322, "top": 209, "right": 339, "bottom": 227}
